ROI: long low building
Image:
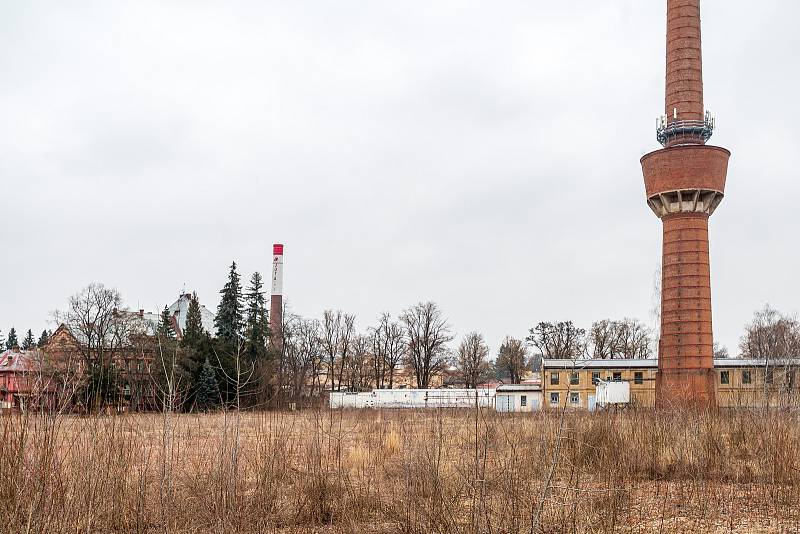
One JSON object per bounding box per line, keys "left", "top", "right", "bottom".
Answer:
{"left": 542, "top": 358, "right": 800, "bottom": 410}
{"left": 330, "top": 388, "right": 495, "bottom": 409}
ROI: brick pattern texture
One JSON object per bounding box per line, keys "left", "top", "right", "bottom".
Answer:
{"left": 666, "top": 0, "right": 704, "bottom": 125}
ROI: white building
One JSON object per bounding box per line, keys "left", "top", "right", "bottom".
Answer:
{"left": 495, "top": 384, "right": 542, "bottom": 412}
{"left": 329, "top": 388, "right": 495, "bottom": 409}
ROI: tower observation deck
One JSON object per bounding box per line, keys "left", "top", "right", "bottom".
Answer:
{"left": 640, "top": 0, "right": 731, "bottom": 408}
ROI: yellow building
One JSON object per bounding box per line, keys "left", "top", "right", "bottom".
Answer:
{"left": 541, "top": 358, "right": 800, "bottom": 410}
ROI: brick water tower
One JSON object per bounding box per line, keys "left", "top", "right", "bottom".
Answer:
{"left": 641, "top": 0, "right": 730, "bottom": 408}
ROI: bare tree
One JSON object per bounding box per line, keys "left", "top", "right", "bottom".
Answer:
{"left": 283, "top": 314, "right": 323, "bottom": 399}
{"left": 456, "top": 332, "right": 490, "bottom": 388}
{"left": 369, "top": 312, "right": 406, "bottom": 389}
{"left": 739, "top": 304, "right": 800, "bottom": 359}
{"left": 344, "top": 334, "right": 371, "bottom": 392}
{"left": 496, "top": 336, "right": 529, "bottom": 384}
{"left": 526, "top": 321, "right": 586, "bottom": 360}
{"left": 335, "top": 314, "right": 356, "bottom": 391}
{"left": 739, "top": 305, "right": 800, "bottom": 395}
{"left": 53, "top": 283, "right": 147, "bottom": 410}
{"left": 320, "top": 310, "right": 342, "bottom": 391}
{"left": 589, "top": 318, "right": 652, "bottom": 359}
{"left": 401, "top": 302, "right": 453, "bottom": 389}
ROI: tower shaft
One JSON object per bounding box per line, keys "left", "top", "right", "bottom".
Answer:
{"left": 666, "top": 0, "right": 704, "bottom": 126}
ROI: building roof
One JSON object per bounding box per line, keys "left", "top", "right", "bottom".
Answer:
{"left": 496, "top": 384, "right": 542, "bottom": 392}
{"left": 0, "top": 350, "right": 42, "bottom": 372}
{"left": 714, "top": 358, "right": 800, "bottom": 367}
{"left": 143, "top": 293, "right": 216, "bottom": 337}
{"left": 542, "top": 358, "right": 658, "bottom": 369}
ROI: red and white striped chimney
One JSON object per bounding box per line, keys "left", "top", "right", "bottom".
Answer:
{"left": 270, "top": 243, "right": 284, "bottom": 348}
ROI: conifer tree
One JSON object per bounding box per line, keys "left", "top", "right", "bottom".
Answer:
{"left": 181, "top": 293, "right": 205, "bottom": 350}
{"left": 157, "top": 305, "right": 177, "bottom": 340}
{"left": 244, "top": 271, "right": 271, "bottom": 363}
{"left": 0, "top": 330, "right": 4, "bottom": 349}
{"left": 37, "top": 330, "right": 50, "bottom": 348}
{"left": 22, "top": 329, "right": 35, "bottom": 350}
{"left": 177, "top": 294, "right": 213, "bottom": 411}
{"left": 6, "top": 328, "right": 18, "bottom": 350}
{"left": 195, "top": 357, "right": 220, "bottom": 411}
{"left": 215, "top": 261, "right": 244, "bottom": 351}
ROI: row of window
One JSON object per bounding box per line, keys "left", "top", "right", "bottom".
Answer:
{"left": 549, "top": 371, "right": 645, "bottom": 386}
{"left": 720, "top": 368, "right": 796, "bottom": 386}
{"left": 548, "top": 368, "right": 792, "bottom": 388}
{"left": 550, "top": 391, "right": 581, "bottom": 405}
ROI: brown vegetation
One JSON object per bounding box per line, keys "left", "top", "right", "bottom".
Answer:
{"left": 1, "top": 408, "right": 800, "bottom": 533}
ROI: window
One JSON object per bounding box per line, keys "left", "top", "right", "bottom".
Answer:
{"left": 720, "top": 370, "right": 730, "bottom": 385}
{"left": 550, "top": 392, "right": 559, "bottom": 405}
{"left": 634, "top": 372, "right": 643, "bottom": 385}
{"left": 766, "top": 367, "right": 774, "bottom": 384}
{"left": 592, "top": 371, "right": 600, "bottom": 385}
{"left": 521, "top": 395, "right": 527, "bottom": 407}
{"left": 570, "top": 372, "right": 579, "bottom": 385}
{"left": 570, "top": 392, "right": 580, "bottom": 405}
{"left": 742, "top": 370, "right": 752, "bottom": 384}
{"left": 550, "top": 372, "right": 560, "bottom": 386}
{"left": 613, "top": 372, "right": 622, "bottom": 382}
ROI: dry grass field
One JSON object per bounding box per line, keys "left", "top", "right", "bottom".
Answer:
{"left": 2, "top": 407, "right": 800, "bottom": 533}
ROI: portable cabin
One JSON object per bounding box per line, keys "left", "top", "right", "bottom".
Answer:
{"left": 494, "top": 384, "right": 542, "bottom": 412}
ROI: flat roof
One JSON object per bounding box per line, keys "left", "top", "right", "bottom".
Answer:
{"left": 542, "top": 359, "right": 657, "bottom": 369}
{"left": 496, "top": 384, "right": 542, "bottom": 392}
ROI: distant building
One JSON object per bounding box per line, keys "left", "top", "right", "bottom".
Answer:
{"left": 542, "top": 358, "right": 800, "bottom": 410}
{"left": 495, "top": 384, "right": 542, "bottom": 413}
{"left": 0, "top": 349, "right": 56, "bottom": 411}
{"left": 142, "top": 293, "right": 216, "bottom": 340}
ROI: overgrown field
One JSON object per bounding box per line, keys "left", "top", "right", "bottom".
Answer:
{"left": 2, "top": 407, "right": 799, "bottom": 533}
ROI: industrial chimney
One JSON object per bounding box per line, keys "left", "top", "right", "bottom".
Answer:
{"left": 270, "top": 243, "right": 284, "bottom": 349}
{"left": 641, "top": 0, "right": 730, "bottom": 408}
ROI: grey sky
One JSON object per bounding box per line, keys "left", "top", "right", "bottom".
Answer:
{"left": 2, "top": 1, "right": 798, "bottom": 356}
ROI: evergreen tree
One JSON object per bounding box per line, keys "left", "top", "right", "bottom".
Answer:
{"left": 6, "top": 328, "right": 18, "bottom": 350}
{"left": 21, "top": 329, "right": 35, "bottom": 350}
{"left": 37, "top": 330, "right": 50, "bottom": 348}
{"left": 181, "top": 293, "right": 205, "bottom": 349}
{"left": 0, "top": 330, "right": 4, "bottom": 349}
{"left": 214, "top": 261, "right": 244, "bottom": 351}
{"left": 195, "top": 357, "right": 220, "bottom": 411}
{"left": 244, "top": 271, "right": 271, "bottom": 363}
{"left": 176, "top": 295, "right": 214, "bottom": 411}
{"left": 157, "top": 305, "right": 177, "bottom": 340}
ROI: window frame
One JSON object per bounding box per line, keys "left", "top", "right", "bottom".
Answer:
{"left": 550, "top": 392, "right": 560, "bottom": 405}
{"left": 634, "top": 371, "right": 643, "bottom": 385}
{"left": 520, "top": 395, "right": 527, "bottom": 407}
{"left": 592, "top": 371, "right": 600, "bottom": 385}
{"left": 569, "top": 372, "right": 580, "bottom": 386}
{"left": 550, "top": 372, "right": 560, "bottom": 386}
{"left": 720, "top": 370, "right": 730, "bottom": 385}
{"left": 742, "top": 369, "right": 752, "bottom": 385}
{"left": 569, "top": 392, "right": 580, "bottom": 405}
{"left": 612, "top": 372, "right": 622, "bottom": 382}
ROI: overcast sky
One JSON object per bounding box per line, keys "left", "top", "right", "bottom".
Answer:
{"left": 2, "top": 0, "right": 798, "bottom": 356}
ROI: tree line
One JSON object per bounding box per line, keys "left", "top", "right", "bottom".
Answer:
{"left": 4, "top": 260, "right": 798, "bottom": 411}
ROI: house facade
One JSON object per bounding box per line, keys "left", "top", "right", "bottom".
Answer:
{"left": 542, "top": 358, "right": 800, "bottom": 410}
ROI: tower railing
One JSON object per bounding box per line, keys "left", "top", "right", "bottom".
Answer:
{"left": 656, "top": 111, "right": 715, "bottom": 147}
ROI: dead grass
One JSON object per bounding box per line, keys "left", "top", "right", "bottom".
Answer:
{"left": 1, "top": 407, "right": 799, "bottom": 533}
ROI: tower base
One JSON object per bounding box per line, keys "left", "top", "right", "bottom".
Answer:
{"left": 655, "top": 368, "right": 717, "bottom": 410}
